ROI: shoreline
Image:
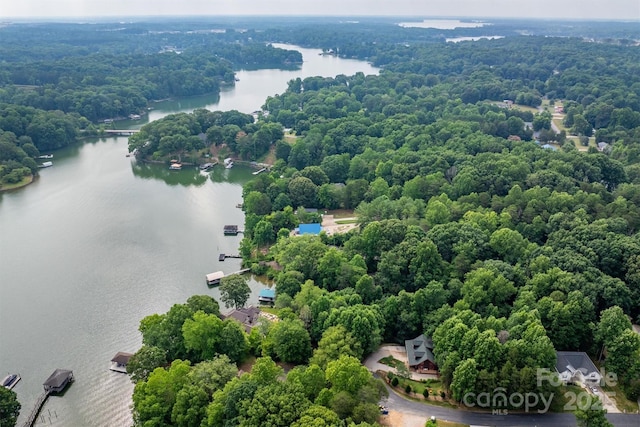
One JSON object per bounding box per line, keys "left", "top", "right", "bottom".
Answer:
{"left": 0, "top": 174, "right": 35, "bottom": 192}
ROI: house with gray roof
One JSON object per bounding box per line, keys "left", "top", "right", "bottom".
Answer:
{"left": 224, "top": 306, "right": 261, "bottom": 333}
{"left": 405, "top": 334, "right": 437, "bottom": 371}
{"left": 555, "top": 351, "right": 601, "bottom": 385}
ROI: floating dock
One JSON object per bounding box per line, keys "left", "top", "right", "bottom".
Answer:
{"left": 206, "top": 269, "right": 251, "bottom": 286}
{"left": 200, "top": 162, "right": 217, "bottom": 171}
{"left": 224, "top": 225, "right": 243, "bottom": 235}
{"left": 219, "top": 254, "right": 242, "bottom": 261}
{"left": 110, "top": 352, "right": 134, "bottom": 373}
{"left": 252, "top": 167, "right": 266, "bottom": 175}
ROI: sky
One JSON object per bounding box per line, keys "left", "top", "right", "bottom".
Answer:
{"left": 0, "top": 0, "right": 639, "bottom": 20}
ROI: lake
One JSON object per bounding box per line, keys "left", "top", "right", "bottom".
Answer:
{"left": 0, "top": 44, "right": 378, "bottom": 427}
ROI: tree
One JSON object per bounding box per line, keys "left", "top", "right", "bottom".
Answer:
{"left": 310, "top": 325, "right": 364, "bottom": 369}
{"left": 219, "top": 274, "right": 251, "bottom": 309}
{"left": 489, "top": 228, "right": 530, "bottom": 265}
{"left": 139, "top": 303, "right": 195, "bottom": 361}
{"left": 132, "top": 359, "right": 191, "bottom": 427}
{"left": 238, "top": 382, "right": 311, "bottom": 427}
{"left": 250, "top": 356, "right": 283, "bottom": 385}
{"left": 253, "top": 219, "right": 275, "bottom": 248}
{"left": 286, "top": 364, "right": 327, "bottom": 401}
{"left": 171, "top": 384, "right": 209, "bottom": 427}
{"left": 595, "top": 306, "right": 632, "bottom": 351}
{"left": 188, "top": 355, "right": 238, "bottom": 396}
{"left": 244, "top": 191, "right": 272, "bottom": 216}
{"left": 323, "top": 304, "right": 384, "bottom": 355}
{"left": 268, "top": 318, "right": 312, "bottom": 364}
{"left": 291, "top": 405, "right": 341, "bottom": 427}
{"left": 605, "top": 330, "right": 640, "bottom": 383}
{"left": 182, "top": 311, "right": 223, "bottom": 361}
{"left": 326, "top": 355, "right": 372, "bottom": 395}
{"left": 186, "top": 295, "right": 220, "bottom": 316}
{"left": 451, "top": 358, "right": 478, "bottom": 402}
{"left": 0, "top": 387, "right": 20, "bottom": 427}
{"left": 575, "top": 408, "right": 613, "bottom": 427}
{"left": 219, "top": 319, "right": 249, "bottom": 363}
{"left": 127, "top": 345, "right": 168, "bottom": 383}
{"left": 288, "top": 176, "right": 318, "bottom": 207}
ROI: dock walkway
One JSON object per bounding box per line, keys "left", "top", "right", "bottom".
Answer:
{"left": 23, "top": 391, "right": 50, "bottom": 427}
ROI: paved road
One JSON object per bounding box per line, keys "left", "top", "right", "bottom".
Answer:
{"left": 380, "top": 382, "right": 640, "bottom": 427}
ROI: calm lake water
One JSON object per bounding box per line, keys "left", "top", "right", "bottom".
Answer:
{"left": 0, "top": 44, "right": 378, "bottom": 427}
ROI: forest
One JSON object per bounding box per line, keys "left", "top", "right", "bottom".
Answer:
{"left": 115, "top": 20, "right": 640, "bottom": 427}
{"left": 0, "top": 21, "right": 301, "bottom": 188}
{"left": 2, "top": 16, "right": 640, "bottom": 427}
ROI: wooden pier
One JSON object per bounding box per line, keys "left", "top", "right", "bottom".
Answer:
{"left": 219, "top": 254, "right": 242, "bottom": 261}
{"left": 23, "top": 391, "right": 49, "bottom": 427}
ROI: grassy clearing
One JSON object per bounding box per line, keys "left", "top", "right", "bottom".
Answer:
{"left": 335, "top": 218, "right": 358, "bottom": 224}
{"left": 512, "top": 104, "right": 540, "bottom": 114}
{"left": 257, "top": 145, "right": 276, "bottom": 165}
{"left": 260, "top": 307, "right": 279, "bottom": 316}
{"left": 283, "top": 133, "right": 298, "bottom": 144}
{"left": 552, "top": 117, "right": 567, "bottom": 133}
{"left": 0, "top": 175, "right": 33, "bottom": 192}
{"left": 549, "top": 385, "right": 584, "bottom": 412}
{"left": 387, "top": 373, "right": 450, "bottom": 405}
{"left": 378, "top": 356, "right": 405, "bottom": 370}
{"left": 436, "top": 421, "right": 469, "bottom": 427}
{"left": 326, "top": 209, "right": 355, "bottom": 218}
{"left": 603, "top": 383, "right": 639, "bottom": 413}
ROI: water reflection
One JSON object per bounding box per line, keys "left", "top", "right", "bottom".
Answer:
{"left": 208, "top": 165, "right": 255, "bottom": 184}
{"left": 130, "top": 161, "right": 208, "bottom": 186}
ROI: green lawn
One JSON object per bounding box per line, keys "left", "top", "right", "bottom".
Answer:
{"left": 335, "top": 218, "right": 358, "bottom": 224}
{"left": 0, "top": 175, "right": 33, "bottom": 192}
{"left": 326, "top": 209, "right": 355, "bottom": 218}
{"left": 436, "top": 421, "right": 469, "bottom": 427}
{"left": 378, "top": 356, "right": 405, "bottom": 370}
{"left": 512, "top": 104, "right": 540, "bottom": 114}
{"left": 603, "top": 383, "right": 639, "bottom": 413}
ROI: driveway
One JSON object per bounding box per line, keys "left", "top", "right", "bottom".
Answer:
{"left": 364, "top": 344, "right": 439, "bottom": 381}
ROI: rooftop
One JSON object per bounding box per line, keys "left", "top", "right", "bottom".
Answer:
{"left": 298, "top": 223, "right": 322, "bottom": 235}
{"left": 405, "top": 334, "right": 435, "bottom": 367}
{"left": 111, "top": 352, "right": 134, "bottom": 365}
{"left": 43, "top": 369, "right": 73, "bottom": 388}
{"left": 556, "top": 351, "right": 599, "bottom": 375}
{"left": 259, "top": 288, "right": 276, "bottom": 299}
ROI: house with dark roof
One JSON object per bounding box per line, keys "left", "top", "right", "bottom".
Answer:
{"left": 43, "top": 369, "right": 74, "bottom": 394}
{"left": 556, "top": 351, "right": 601, "bottom": 385}
{"left": 224, "top": 306, "right": 261, "bottom": 333}
{"left": 405, "top": 334, "right": 437, "bottom": 371}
